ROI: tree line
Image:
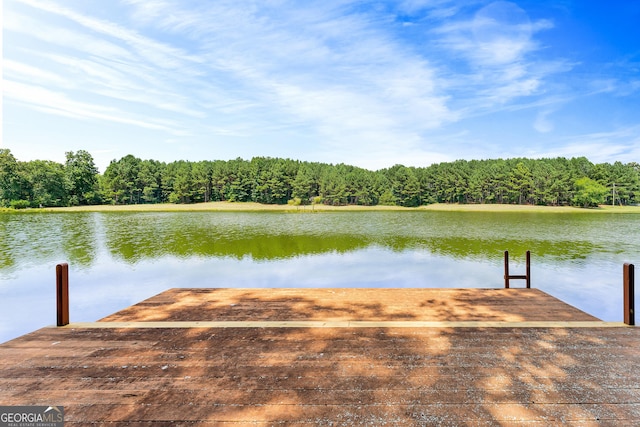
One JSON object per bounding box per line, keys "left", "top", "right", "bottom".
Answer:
{"left": 1, "top": 148, "right": 639, "bottom": 208}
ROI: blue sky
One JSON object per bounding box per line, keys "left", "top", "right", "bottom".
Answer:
{"left": 3, "top": 0, "right": 640, "bottom": 173}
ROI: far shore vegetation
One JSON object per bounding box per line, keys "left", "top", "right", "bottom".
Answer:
{"left": 3, "top": 202, "right": 639, "bottom": 215}
{"left": 1, "top": 148, "right": 639, "bottom": 211}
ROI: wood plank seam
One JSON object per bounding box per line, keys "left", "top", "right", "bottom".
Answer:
{"left": 55, "top": 321, "right": 630, "bottom": 329}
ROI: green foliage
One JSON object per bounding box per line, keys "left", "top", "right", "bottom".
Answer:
{"left": 26, "top": 160, "right": 68, "bottom": 207}
{"left": 2, "top": 149, "right": 640, "bottom": 208}
{"left": 572, "top": 177, "right": 608, "bottom": 208}
{"left": 9, "top": 199, "right": 31, "bottom": 209}
{"left": 378, "top": 189, "right": 397, "bottom": 206}
{"left": 0, "top": 149, "right": 27, "bottom": 206}
{"left": 103, "top": 154, "right": 143, "bottom": 204}
{"left": 65, "top": 150, "right": 99, "bottom": 205}
{"left": 382, "top": 165, "right": 422, "bottom": 207}
{"left": 292, "top": 165, "right": 316, "bottom": 204}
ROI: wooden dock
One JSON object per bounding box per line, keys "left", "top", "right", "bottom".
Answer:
{"left": 1, "top": 288, "right": 639, "bottom": 425}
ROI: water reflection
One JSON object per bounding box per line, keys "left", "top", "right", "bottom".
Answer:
{"left": 62, "top": 214, "right": 97, "bottom": 268}
{"left": 102, "top": 212, "right": 372, "bottom": 262}
{"left": 0, "top": 215, "right": 16, "bottom": 270}
{"left": 383, "top": 236, "right": 601, "bottom": 263}
{"left": 1, "top": 210, "right": 639, "bottom": 343}
{"left": 96, "top": 211, "right": 619, "bottom": 264}
{"left": 1, "top": 211, "right": 637, "bottom": 271}
{"left": 0, "top": 213, "right": 97, "bottom": 274}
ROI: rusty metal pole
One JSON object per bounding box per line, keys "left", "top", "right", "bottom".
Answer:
{"left": 623, "top": 263, "right": 635, "bottom": 326}
{"left": 504, "top": 251, "right": 509, "bottom": 289}
{"left": 526, "top": 250, "right": 531, "bottom": 288}
{"left": 56, "top": 263, "right": 69, "bottom": 326}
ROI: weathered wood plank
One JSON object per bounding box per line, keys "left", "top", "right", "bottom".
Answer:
{"left": 100, "top": 288, "right": 599, "bottom": 322}
{"left": 1, "top": 288, "right": 638, "bottom": 424}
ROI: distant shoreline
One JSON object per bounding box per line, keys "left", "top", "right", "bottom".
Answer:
{"left": 4, "top": 202, "right": 639, "bottom": 213}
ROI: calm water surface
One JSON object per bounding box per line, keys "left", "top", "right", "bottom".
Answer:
{"left": 1, "top": 210, "right": 639, "bottom": 342}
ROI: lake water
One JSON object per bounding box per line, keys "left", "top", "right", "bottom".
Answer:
{"left": 1, "top": 210, "right": 639, "bottom": 343}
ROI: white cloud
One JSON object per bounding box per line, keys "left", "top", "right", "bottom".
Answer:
{"left": 541, "top": 126, "right": 640, "bottom": 163}
{"left": 4, "top": 0, "right": 637, "bottom": 168}
{"left": 3, "top": 59, "right": 70, "bottom": 87}
{"left": 533, "top": 110, "right": 554, "bottom": 133}
{"left": 5, "top": 0, "right": 221, "bottom": 133}
{"left": 15, "top": 0, "right": 202, "bottom": 70}
{"left": 3, "top": 80, "right": 182, "bottom": 133}
{"left": 4, "top": 8, "right": 134, "bottom": 61}
{"left": 117, "top": 0, "right": 456, "bottom": 161}
{"left": 432, "top": 1, "right": 557, "bottom": 112}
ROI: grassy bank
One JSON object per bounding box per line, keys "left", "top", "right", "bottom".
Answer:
{"left": 422, "top": 204, "right": 640, "bottom": 213}
{"left": 34, "top": 202, "right": 407, "bottom": 213}
{"left": 3, "top": 202, "right": 637, "bottom": 214}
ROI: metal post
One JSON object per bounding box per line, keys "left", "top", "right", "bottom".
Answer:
{"left": 526, "top": 250, "right": 531, "bottom": 289}
{"left": 624, "top": 263, "right": 635, "bottom": 326}
{"left": 504, "top": 250, "right": 531, "bottom": 288}
{"left": 56, "top": 263, "right": 69, "bottom": 326}
{"left": 504, "top": 251, "right": 510, "bottom": 288}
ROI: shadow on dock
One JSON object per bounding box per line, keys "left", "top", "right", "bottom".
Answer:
{"left": 1, "top": 288, "right": 638, "bottom": 424}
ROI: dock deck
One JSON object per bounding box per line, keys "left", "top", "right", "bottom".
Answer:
{"left": 1, "top": 288, "right": 639, "bottom": 425}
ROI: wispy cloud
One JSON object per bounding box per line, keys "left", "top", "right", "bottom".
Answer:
{"left": 533, "top": 110, "right": 554, "bottom": 133}
{"left": 118, "top": 0, "right": 457, "bottom": 161}
{"left": 542, "top": 126, "right": 640, "bottom": 163}
{"left": 4, "top": 9, "right": 134, "bottom": 61}
{"left": 3, "top": 80, "right": 184, "bottom": 133}
{"left": 4, "top": 0, "right": 638, "bottom": 169}
{"left": 16, "top": 0, "right": 202, "bottom": 69}
{"left": 5, "top": 0, "right": 213, "bottom": 136}
{"left": 3, "top": 59, "right": 70, "bottom": 88}
{"left": 431, "top": 1, "right": 559, "bottom": 111}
